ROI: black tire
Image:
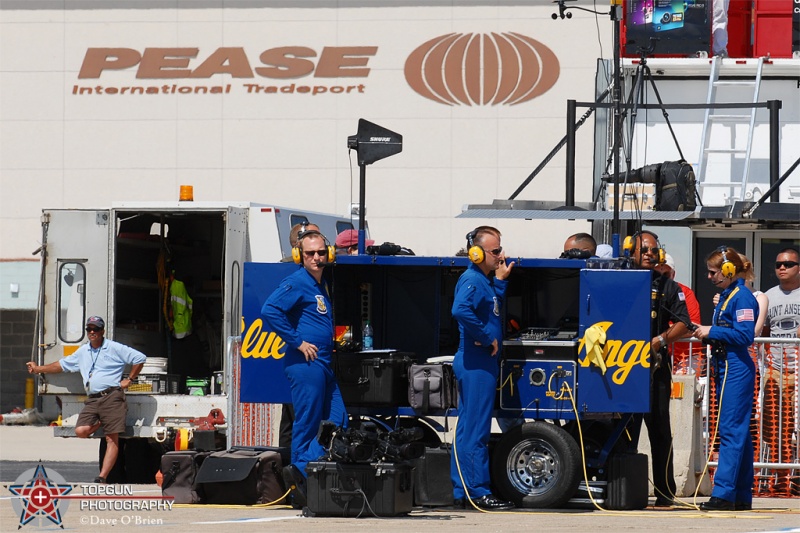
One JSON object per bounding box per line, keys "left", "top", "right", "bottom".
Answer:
{"left": 491, "top": 421, "right": 581, "bottom": 508}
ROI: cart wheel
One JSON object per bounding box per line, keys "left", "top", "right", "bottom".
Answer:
{"left": 490, "top": 421, "right": 581, "bottom": 508}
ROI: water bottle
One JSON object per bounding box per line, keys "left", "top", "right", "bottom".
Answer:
{"left": 363, "top": 321, "right": 374, "bottom": 351}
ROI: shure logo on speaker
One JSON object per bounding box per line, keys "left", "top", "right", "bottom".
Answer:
{"left": 369, "top": 137, "right": 391, "bottom": 142}
{"left": 404, "top": 32, "right": 560, "bottom": 106}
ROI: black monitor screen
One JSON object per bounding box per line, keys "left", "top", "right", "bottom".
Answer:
{"left": 625, "top": 0, "right": 711, "bottom": 56}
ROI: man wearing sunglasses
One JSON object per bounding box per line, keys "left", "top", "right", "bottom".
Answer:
{"left": 763, "top": 248, "right": 800, "bottom": 493}
{"left": 450, "top": 226, "right": 515, "bottom": 511}
{"left": 278, "top": 221, "right": 321, "bottom": 452}
{"left": 262, "top": 230, "right": 347, "bottom": 508}
{"left": 26, "top": 316, "right": 146, "bottom": 484}
{"left": 629, "top": 231, "right": 691, "bottom": 507}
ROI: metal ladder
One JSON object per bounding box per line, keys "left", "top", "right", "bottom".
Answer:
{"left": 696, "top": 56, "right": 765, "bottom": 204}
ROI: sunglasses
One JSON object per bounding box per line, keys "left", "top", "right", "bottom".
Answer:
{"left": 639, "top": 246, "right": 659, "bottom": 255}
{"left": 775, "top": 261, "right": 799, "bottom": 269}
{"left": 303, "top": 249, "right": 328, "bottom": 258}
{"left": 488, "top": 247, "right": 503, "bottom": 256}
{"left": 85, "top": 327, "right": 102, "bottom": 333}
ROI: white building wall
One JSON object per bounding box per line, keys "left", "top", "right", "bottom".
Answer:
{"left": 1, "top": 0, "right": 607, "bottom": 276}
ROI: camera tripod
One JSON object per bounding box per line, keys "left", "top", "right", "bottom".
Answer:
{"left": 601, "top": 41, "right": 699, "bottom": 216}
{"left": 615, "top": 42, "right": 686, "bottom": 185}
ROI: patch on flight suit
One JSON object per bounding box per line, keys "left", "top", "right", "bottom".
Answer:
{"left": 315, "top": 295, "right": 328, "bottom": 314}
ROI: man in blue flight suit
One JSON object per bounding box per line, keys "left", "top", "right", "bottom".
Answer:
{"left": 450, "top": 226, "right": 515, "bottom": 511}
{"left": 262, "top": 230, "right": 347, "bottom": 508}
{"left": 694, "top": 246, "right": 758, "bottom": 511}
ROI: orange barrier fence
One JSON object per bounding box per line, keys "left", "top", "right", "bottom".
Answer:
{"left": 676, "top": 337, "right": 799, "bottom": 498}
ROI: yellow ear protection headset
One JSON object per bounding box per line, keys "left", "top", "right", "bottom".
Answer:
{"left": 718, "top": 246, "right": 736, "bottom": 278}
{"left": 466, "top": 229, "right": 485, "bottom": 264}
{"left": 292, "top": 230, "right": 336, "bottom": 264}
{"left": 622, "top": 230, "right": 666, "bottom": 264}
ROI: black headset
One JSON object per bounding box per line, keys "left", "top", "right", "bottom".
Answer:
{"left": 623, "top": 230, "right": 665, "bottom": 264}
{"left": 466, "top": 229, "right": 485, "bottom": 264}
{"left": 292, "top": 230, "right": 336, "bottom": 264}
{"left": 717, "top": 246, "right": 737, "bottom": 278}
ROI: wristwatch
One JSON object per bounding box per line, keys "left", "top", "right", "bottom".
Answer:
{"left": 657, "top": 335, "right": 665, "bottom": 346}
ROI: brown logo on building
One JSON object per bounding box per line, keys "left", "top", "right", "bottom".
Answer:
{"left": 404, "top": 32, "right": 560, "bottom": 106}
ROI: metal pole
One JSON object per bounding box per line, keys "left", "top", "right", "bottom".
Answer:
{"left": 566, "top": 99, "right": 577, "bottom": 206}
{"left": 769, "top": 99, "right": 782, "bottom": 202}
{"left": 358, "top": 163, "right": 367, "bottom": 254}
{"left": 611, "top": 1, "right": 623, "bottom": 256}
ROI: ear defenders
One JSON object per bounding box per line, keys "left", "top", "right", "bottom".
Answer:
{"left": 466, "top": 229, "right": 484, "bottom": 264}
{"left": 292, "top": 230, "right": 336, "bottom": 264}
{"left": 718, "top": 246, "right": 736, "bottom": 278}
{"left": 623, "top": 230, "right": 665, "bottom": 264}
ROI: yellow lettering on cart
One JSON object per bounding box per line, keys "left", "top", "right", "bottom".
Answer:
{"left": 240, "top": 319, "right": 286, "bottom": 359}
{"left": 577, "top": 320, "right": 651, "bottom": 385}
{"left": 606, "top": 339, "right": 648, "bottom": 385}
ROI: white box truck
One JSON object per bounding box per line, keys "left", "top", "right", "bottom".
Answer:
{"left": 34, "top": 199, "right": 359, "bottom": 481}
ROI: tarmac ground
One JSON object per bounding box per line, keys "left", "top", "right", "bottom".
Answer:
{"left": 1, "top": 426, "right": 798, "bottom": 532}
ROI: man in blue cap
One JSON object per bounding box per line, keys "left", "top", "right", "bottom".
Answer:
{"left": 27, "top": 316, "right": 146, "bottom": 483}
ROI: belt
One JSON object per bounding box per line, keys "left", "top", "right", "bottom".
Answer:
{"left": 88, "top": 386, "right": 121, "bottom": 399}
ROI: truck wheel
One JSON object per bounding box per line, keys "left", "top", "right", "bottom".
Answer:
{"left": 491, "top": 421, "right": 581, "bottom": 508}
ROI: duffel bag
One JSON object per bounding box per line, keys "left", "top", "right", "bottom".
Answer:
{"left": 408, "top": 363, "right": 456, "bottom": 413}
{"left": 160, "top": 450, "right": 209, "bottom": 504}
{"left": 195, "top": 448, "right": 286, "bottom": 505}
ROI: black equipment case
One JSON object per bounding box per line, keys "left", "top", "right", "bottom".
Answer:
{"left": 411, "top": 445, "right": 454, "bottom": 506}
{"left": 606, "top": 452, "right": 649, "bottom": 510}
{"left": 195, "top": 447, "right": 287, "bottom": 505}
{"left": 335, "top": 351, "right": 414, "bottom": 406}
{"left": 305, "top": 461, "right": 414, "bottom": 517}
{"left": 160, "top": 450, "right": 210, "bottom": 504}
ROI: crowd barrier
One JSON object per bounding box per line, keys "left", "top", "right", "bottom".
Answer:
{"left": 672, "top": 337, "right": 799, "bottom": 497}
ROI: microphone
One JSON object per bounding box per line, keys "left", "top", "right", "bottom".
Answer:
{"left": 602, "top": 163, "right": 661, "bottom": 184}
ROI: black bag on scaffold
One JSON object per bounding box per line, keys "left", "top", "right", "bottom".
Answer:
{"left": 407, "top": 363, "right": 457, "bottom": 413}
{"left": 656, "top": 160, "right": 697, "bottom": 211}
{"left": 160, "top": 450, "right": 210, "bottom": 504}
{"left": 195, "top": 448, "right": 287, "bottom": 505}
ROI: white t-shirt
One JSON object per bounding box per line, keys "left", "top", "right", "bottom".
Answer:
{"left": 765, "top": 285, "right": 800, "bottom": 373}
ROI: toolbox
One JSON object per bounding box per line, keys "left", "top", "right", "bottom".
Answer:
{"left": 334, "top": 351, "right": 414, "bottom": 406}
{"left": 305, "top": 461, "right": 414, "bottom": 517}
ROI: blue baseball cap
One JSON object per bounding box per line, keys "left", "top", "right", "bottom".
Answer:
{"left": 86, "top": 316, "right": 105, "bottom": 329}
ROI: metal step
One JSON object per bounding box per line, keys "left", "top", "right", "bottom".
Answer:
{"left": 704, "top": 148, "right": 747, "bottom": 153}
{"left": 708, "top": 114, "right": 752, "bottom": 121}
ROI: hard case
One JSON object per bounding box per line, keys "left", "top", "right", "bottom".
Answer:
{"left": 335, "top": 351, "right": 413, "bottom": 406}
{"left": 305, "top": 461, "right": 414, "bottom": 517}
{"left": 411, "top": 445, "right": 454, "bottom": 506}
{"left": 606, "top": 452, "right": 649, "bottom": 510}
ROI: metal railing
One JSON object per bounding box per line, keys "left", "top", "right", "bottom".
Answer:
{"left": 672, "top": 336, "right": 799, "bottom": 496}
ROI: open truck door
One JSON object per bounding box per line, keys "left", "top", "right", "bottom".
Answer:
{"left": 37, "top": 209, "right": 111, "bottom": 395}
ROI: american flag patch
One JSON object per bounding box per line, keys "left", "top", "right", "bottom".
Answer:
{"left": 736, "top": 309, "right": 754, "bottom": 322}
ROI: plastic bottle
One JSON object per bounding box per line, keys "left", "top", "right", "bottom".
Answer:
{"left": 363, "top": 321, "right": 374, "bottom": 351}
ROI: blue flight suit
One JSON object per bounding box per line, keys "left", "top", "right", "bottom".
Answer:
{"left": 450, "top": 263, "right": 507, "bottom": 500}
{"left": 707, "top": 277, "right": 758, "bottom": 505}
{"left": 262, "top": 267, "right": 347, "bottom": 477}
